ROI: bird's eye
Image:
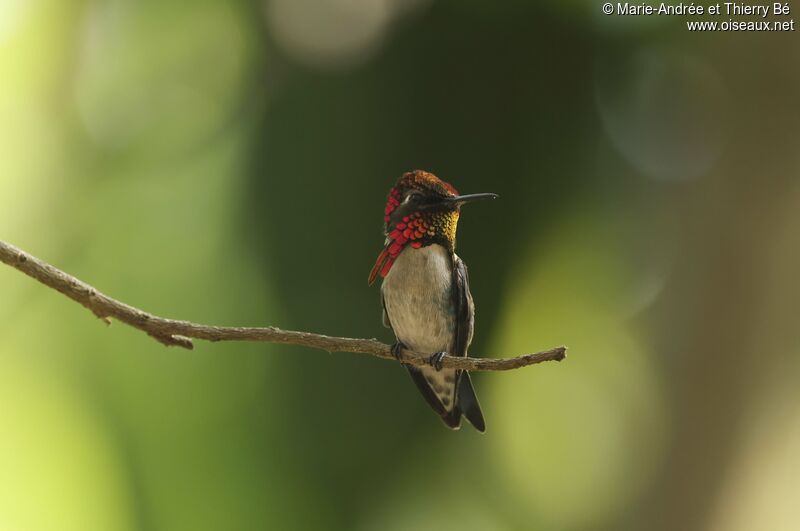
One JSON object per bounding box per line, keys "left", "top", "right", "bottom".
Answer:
{"left": 403, "top": 192, "right": 422, "bottom": 204}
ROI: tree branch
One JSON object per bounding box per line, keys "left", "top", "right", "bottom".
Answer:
{"left": 0, "top": 240, "right": 566, "bottom": 371}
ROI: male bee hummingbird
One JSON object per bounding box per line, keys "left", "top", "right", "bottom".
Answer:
{"left": 369, "top": 170, "right": 497, "bottom": 431}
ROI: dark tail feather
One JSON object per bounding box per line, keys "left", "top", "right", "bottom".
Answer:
{"left": 405, "top": 366, "right": 462, "bottom": 430}
{"left": 405, "top": 367, "right": 485, "bottom": 432}
{"left": 458, "top": 372, "right": 485, "bottom": 432}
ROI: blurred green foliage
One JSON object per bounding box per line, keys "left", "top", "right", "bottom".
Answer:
{"left": 1, "top": 1, "right": 799, "bottom": 530}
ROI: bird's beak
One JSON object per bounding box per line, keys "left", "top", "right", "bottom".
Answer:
{"left": 443, "top": 193, "right": 499, "bottom": 205}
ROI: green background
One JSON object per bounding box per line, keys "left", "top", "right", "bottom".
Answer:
{"left": 1, "top": 1, "right": 799, "bottom": 530}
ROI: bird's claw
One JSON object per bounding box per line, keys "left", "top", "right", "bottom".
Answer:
{"left": 391, "top": 342, "right": 406, "bottom": 363}
{"left": 429, "top": 351, "right": 446, "bottom": 371}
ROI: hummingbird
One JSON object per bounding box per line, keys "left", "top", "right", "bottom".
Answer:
{"left": 368, "top": 170, "right": 497, "bottom": 431}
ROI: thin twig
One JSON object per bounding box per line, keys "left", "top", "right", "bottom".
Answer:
{"left": 0, "top": 240, "right": 566, "bottom": 371}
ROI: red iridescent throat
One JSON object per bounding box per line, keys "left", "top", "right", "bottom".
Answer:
{"left": 368, "top": 188, "right": 430, "bottom": 285}
{"left": 382, "top": 187, "right": 401, "bottom": 223}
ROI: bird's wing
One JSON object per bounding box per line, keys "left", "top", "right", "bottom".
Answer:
{"left": 380, "top": 290, "right": 392, "bottom": 329}
{"left": 451, "top": 254, "right": 475, "bottom": 359}
{"left": 451, "top": 254, "right": 485, "bottom": 432}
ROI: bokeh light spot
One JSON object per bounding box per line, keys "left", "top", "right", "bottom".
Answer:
{"left": 595, "top": 47, "right": 727, "bottom": 182}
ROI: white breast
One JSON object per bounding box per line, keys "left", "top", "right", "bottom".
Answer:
{"left": 381, "top": 244, "right": 455, "bottom": 356}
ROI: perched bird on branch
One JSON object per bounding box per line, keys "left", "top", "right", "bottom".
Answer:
{"left": 369, "top": 170, "right": 497, "bottom": 431}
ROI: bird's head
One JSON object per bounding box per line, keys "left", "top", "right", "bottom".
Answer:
{"left": 369, "top": 170, "right": 497, "bottom": 284}
{"left": 383, "top": 170, "right": 497, "bottom": 247}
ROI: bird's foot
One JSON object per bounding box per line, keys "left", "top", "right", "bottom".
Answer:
{"left": 428, "top": 351, "right": 447, "bottom": 371}
{"left": 391, "top": 342, "right": 407, "bottom": 363}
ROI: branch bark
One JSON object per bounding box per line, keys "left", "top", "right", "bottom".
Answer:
{"left": 0, "top": 240, "right": 566, "bottom": 371}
